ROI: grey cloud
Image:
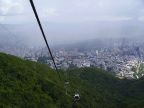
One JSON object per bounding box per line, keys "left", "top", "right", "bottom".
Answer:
{"left": 0, "top": 0, "right": 24, "bottom": 16}
{"left": 33, "top": 0, "right": 144, "bottom": 22}
{"left": 1, "top": 0, "right": 144, "bottom": 23}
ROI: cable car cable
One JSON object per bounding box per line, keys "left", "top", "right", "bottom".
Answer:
{"left": 29, "top": 0, "right": 80, "bottom": 103}
{"left": 29, "top": 0, "right": 61, "bottom": 80}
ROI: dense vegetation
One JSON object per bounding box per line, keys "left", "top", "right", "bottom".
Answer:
{"left": 0, "top": 53, "right": 144, "bottom": 108}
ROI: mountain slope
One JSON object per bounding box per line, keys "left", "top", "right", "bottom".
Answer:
{"left": 0, "top": 53, "right": 71, "bottom": 108}
{"left": 0, "top": 53, "right": 144, "bottom": 108}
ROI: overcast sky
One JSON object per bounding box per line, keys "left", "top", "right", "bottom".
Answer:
{"left": 0, "top": 0, "right": 144, "bottom": 23}
{"left": 0, "top": 0, "right": 144, "bottom": 46}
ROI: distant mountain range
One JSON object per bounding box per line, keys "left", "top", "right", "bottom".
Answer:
{"left": 1, "top": 20, "right": 144, "bottom": 47}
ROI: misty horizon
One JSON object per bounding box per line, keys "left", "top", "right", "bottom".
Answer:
{"left": 0, "top": 0, "right": 144, "bottom": 47}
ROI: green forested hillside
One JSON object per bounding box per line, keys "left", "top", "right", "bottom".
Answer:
{"left": 0, "top": 53, "right": 144, "bottom": 108}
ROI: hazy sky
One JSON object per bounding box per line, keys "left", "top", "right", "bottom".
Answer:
{"left": 0, "top": 0, "right": 144, "bottom": 46}
{"left": 0, "top": 0, "right": 144, "bottom": 23}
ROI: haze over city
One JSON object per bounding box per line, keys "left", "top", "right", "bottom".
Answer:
{"left": 0, "top": 0, "right": 144, "bottom": 46}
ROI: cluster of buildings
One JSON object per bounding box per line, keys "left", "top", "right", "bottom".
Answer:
{"left": 2, "top": 38, "right": 144, "bottom": 79}
{"left": 24, "top": 45, "right": 144, "bottom": 79}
